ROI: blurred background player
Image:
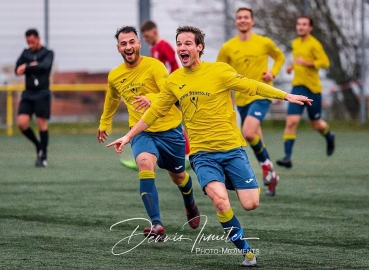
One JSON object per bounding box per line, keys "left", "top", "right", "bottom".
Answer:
{"left": 97, "top": 26, "right": 200, "bottom": 239}
{"left": 119, "top": 20, "right": 191, "bottom": 170}
{"left": 276, "top": 16, "right": 335, "bottom": 168}
{"left": 217, "top": 8, "right": 285, "bottom": 196}
{"left": 140, "top": 20, "right": 179, "bottom": 72}
{"left": 15, "top": 29, "right": 54, "bottom": 167}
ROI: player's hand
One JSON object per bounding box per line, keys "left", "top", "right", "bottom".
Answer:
{"left": 295, "top": 56, "right": 306, "bottom": 66}
{"left": 286, "top": 65, "right": 293, "bottom": 74}
{"left": 106, "top": 135, "right": 130, "bottom": 153}
{"left": 285, "top": 94, "right": 313, "bottom": 106}
{"left": 133, "top": 96, "right": 151, "bottom": 112}
{"left": 29, "top": 61, "right": 38, "bottom": 66}
{"left": 262, "top": 71, "right": 274, "bottom": 82}
{"left": 97, "top": 129, "right": 109, "bottom": 143}
{"left": 16, "top": 64, "right": 26, "bottom": 75}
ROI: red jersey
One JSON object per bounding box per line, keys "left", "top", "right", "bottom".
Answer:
{"left": 151, "top": 39, "right": 179, "bottom": 73}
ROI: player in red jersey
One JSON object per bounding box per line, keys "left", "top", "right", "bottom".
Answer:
{"left": 141, "top": 20, "right": 179, "bottom": 73}
{"left": 120, "top": 20, "right": 190, "bottom": 170}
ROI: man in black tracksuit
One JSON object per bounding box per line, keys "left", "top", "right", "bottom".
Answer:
{"left": 15, "top": 29, "right": 54, "bottom": 167}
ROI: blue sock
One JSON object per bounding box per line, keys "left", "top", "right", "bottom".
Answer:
{"left": 174, "top": 172, "right": 194, "bottom": 206}
{"left": 139, "top": 170, "right": 161, "bottom": 223}
{"left": 320, "top": 124, "right": 334, "bottom": 140}
{"left": 217, "top": 208, "right": 250, "bottom": 252}
{"left": 249, "top": 134, "right": 269, "bottom": 163}
{"left": 283, "top": 134, "right": 296, "bottom": 159}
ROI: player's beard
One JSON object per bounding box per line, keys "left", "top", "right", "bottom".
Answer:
{"left": 122, "top": 49, "right": 140, "bottom": 64}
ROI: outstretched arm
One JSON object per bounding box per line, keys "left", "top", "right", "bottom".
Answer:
{"left": 221, "top": 64, "right": 312, "bottom": 105}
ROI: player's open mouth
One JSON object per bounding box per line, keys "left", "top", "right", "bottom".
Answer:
{"left": 125, "top": 52, "right": 134, "bottom": 58}
{"left": 180, "top": 53, "right": 190, "bottom": 63}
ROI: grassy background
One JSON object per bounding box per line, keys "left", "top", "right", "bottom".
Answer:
{"left": 1, "top": 123, "right": 369, "bottom": 269}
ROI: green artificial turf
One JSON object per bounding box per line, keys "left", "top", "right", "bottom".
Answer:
{"left": 1, "top": 130, "right": 368, "bottom": 269}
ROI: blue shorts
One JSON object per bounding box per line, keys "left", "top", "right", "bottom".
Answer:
{"left": 287, "top": 85, "right": 322, "bottom": 120}
{"left": 131, "top": 125, "right": 185, "bottom": 173}
{"left": 237, "top": 99, "right": 271, "bottom": 123}
{"left": 189, "top": 147, "right": 259, "bottom": 192}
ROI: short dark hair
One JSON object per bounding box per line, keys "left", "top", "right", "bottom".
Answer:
{"left": 25, "top": 29, "right": 39, "bottom": 37}
{"left": 176, "top": 26, "right": 205, "bottom": 57}
{"left": 297, "top": 16, "right": 313, "bottom": 27}
{"left": 115, "top": 26, "right": 138, "bottom": 40}
{"left": 236, "top": 7, "right": 253, "bottom": 19}
{"left": 140, "top": 20, "right": 157, "bottom": 33}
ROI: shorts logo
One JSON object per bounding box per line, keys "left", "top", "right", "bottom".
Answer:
{"left": 245, "top": 178, "right": 254, "bottom": 184}
{"left": 120, "top": 78, "right": 126, "bottom": 84}
{"left": 179, "top": 84, "right": 186, "bottom": 90}
{"left": 314, "top": 113, "right": 320, "bottom": 118}
{"left": 175, "top": 165, "right": 183, "bottom": 170}
{"left": 254, "top": 111, "right": 262, "bottom": 116}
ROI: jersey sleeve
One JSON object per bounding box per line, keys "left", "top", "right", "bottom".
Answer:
{"left": 98, "top": 75, "right": 121, "bottom": 131}
{"left": 221, "top": 63, "right": 287, "bottom": 100}
{"left": 216, "top": 44, "right": 229, "bottom": 63}
{"left": 141, "top": 80, "right": 178, "bottom": 125}
{"left": 266, "top": 38, "right": 285, "bottom": 77}
{"left": 15, "top": 50, "right": 26, "bottom": 74}
{"left": 145, "top": 61, "right": 169, "bottom": 102}
{"left": 312, "top": 41, "right": 330, "bottom": 69}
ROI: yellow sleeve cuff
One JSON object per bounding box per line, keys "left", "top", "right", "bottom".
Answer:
{"left": 142, "top": 110, "right": 159, "bottom": 126}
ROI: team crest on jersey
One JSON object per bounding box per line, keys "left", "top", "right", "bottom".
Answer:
{"left": 190, "top": 96, "right": 199, "bottom": 111}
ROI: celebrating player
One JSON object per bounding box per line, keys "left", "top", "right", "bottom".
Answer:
{"left": 217, "top": 7, "right": 285, "bottom": 196}
{"left": 276, "top": 16, "right": 335, "bottom": 168}
{"left": 97, "top": 26, "right": 200, "bottom": 240}
{"left": 120, "top": 20, "right": 191, "bottom": 170}
{"left": 15, "top": 29, "right": 54, "bottom": 167}
{"left": 106, "top": 26, "right": 312, "bottom": 267}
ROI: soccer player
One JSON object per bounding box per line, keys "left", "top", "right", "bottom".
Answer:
{"left": 106, "top": 26, "right": 312, "bottom": 266}
{"left": 97, "top": 26, "right": 200, "bottom": 240}
{"left": 276, "top": 16, "right": 335, "bottom": 168}
{"left": 15, "top": 29, "right": 54, "bottom": 167}
{"left": 140, "top": 20, "right": 179, "bottom": 73}
{"left": 217, "top": 7, "right": 285, "bottom": 196}
{"left": 120, "top": 20, "right": 191, "bottom": 171}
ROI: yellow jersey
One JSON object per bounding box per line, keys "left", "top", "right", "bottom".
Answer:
{"left": 217, "top": 33, "right": 285, "bottom": 106}
{"left": 291, "top": 35, "right": 330, "bottom": 94}
{"left": 99, "top": 56, "right": 182, "bottom": 132}
{"left": 142, "top": 62, "right": 287, "bottom": 155}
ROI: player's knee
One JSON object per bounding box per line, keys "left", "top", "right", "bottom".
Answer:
{"left": 213, "top": 197, "right": 230, "bottom": 213}
{"left": 242, "top": 199, "right": 259, "bottom": 211}
{"left": 17, "top": 119, "right": 28, "bottom": 131}
{"left": 243, "top": 131, "right": 255, "bottom": 142}
{"left": 137, "top": 160, "right": 155, "bottom": 172}
{"left": 169, "top": 171, "right": 186, "bottom": 185}
{"left": 310, "top": 119, "right": 324, "bottom": 130}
